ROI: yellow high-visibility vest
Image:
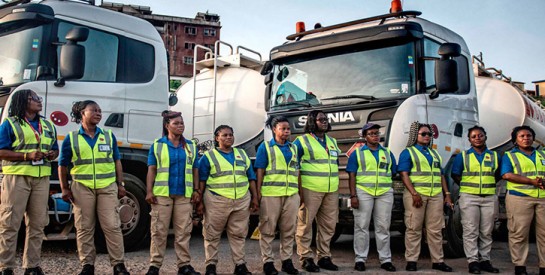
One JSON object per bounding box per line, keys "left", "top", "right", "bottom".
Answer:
{"left": 262, "top": 141, "right": 298, "bottom": 197}
{"left": 355, "top": 147, "right": 393, "bottom": 196}
{"left": 204, "top": 148, "right": 250, "bottom": 199}
{"left": 296, "top": 134, "right": 340, "bottom": 193}
{"left": 506, "top": 150, "right": 545, "bottom": 198}
{"left": 407, "top": 146, "right": 442, "bottom": 197}
{"left": 460, "top": 150, "right": 498, "bottom": 195}
{"left": 152, "top": 139, "right": 196, "bottom": 197}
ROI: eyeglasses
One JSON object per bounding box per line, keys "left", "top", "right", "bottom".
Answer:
{"left": 28, "top": 95, "right": 43, "bottom": 102}
{"left": 316, "top": 118, "right": 328, "bottom": 123}
{"left": 419, "top": 132, "right": 433, "bottom": 137}
{"left": 367, "top": 132, "right": 380, "bottom": 137}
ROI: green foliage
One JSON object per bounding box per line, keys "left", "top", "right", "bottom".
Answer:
{"left": 169, "top": 80, "right": 182, "bottom": 92}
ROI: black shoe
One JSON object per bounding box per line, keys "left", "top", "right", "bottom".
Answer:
{"left": 406, "top": 261, "right": 417, "bottom": 271}
{"left": 432, "top": 262, "right": 453, "bottom": 272}
{"left": 301, "top": 258, "right": 320, "bottom": 273}
{"left": 468, "top": 262, "right": 481, "bottom": 274}
{"left": 205, "top": 264, "right": 217, "bottom": 275}
{"left": 113, "top": 263, "right": 130, "bottom": 275}
{"left": 233, "top": 264, "right": 251, "bottom": 275}
{"left": 263, "top": 262, "right": 278, "bottom": 275}
{"left": 78, "top": 265, "right": 95, "bottom": 275}
{"left": 354, "top": 262, "right": 365, "bottom": 271}
{"left": 0, "top": 269, "right": 14, "bottom": 275}
{"left": 179, "top": 265, "right": 201, "bottom": 275}
{"left": 381, "top": 262, "right": 396, "bottom": 272}
{"left": 145, "top": 266, "right": 159, "bottom": 275}
{"left": 479, "top": 261, "right": 499, "bottom": 273}
{"left": 317, "top": 257, "right": 338, "bottom": 271}
{"left": 24, "top": 267, "right": 45, "bottom": 275}
{"left": 539, "top": 268, "right": 545, "bottom": 275}
{"left": 515, "top": 266, "right": 528, "bottom": 275}
{"left": 281, "top": 259, "right": 299, "bottom": 275}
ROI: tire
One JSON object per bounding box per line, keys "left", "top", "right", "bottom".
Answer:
{"left": 443, "top": 159, "right": 465, "bottom": 258}
{"left": 95, "top": 173, "right": 150, "bottom": 252}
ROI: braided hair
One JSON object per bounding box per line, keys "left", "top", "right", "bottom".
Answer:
{"left": 70, "top": 100, "right": 98, "bottom": 124}
{"left": 161, "top": 110, "right": 186, "bottom": 148}
{"left": 8, "top": 89, "right": 33, "bottom": 123}
{"left": 265, "top": 115, "right": 289, "bottom": 138}
{"left": 213, "top": 125, "right": 234, "bottom": 147}
{"left": 406, "top": 121, "right": 434, "bottom": 147}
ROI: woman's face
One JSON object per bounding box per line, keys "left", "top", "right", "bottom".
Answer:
{"left": 27, "top": 91, "right": 43, "bottom": 114}
{"left": 314, "top": 112, "right": 329, "bottom": 133}
{"left": 166, "top": 116, "right": 184, "bottom": 136}
{"left": 81, "top": 103, "right": 102, "bottom": 125}
{"left": 273, "top": 121, "right": 291, "bottom": 142}
{"left": 515, "top": 129, "right": 534, "bottom": 149}
{"left": 416, "top": 126, "right": 433, "bottom": 145}
{"left": 216, "top": 128, "right": 234, "bottom": 148}
{"left": 469, "top": 129, "right": 486, "bottom": 148}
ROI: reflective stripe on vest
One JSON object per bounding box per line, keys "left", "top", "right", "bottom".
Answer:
{"left": 297, "top": 134, "right": 340, "bottom": 193}
{"left": 1, "top": 117, "right": 55, "bottom": 177}
{"left": 152, "top": 139, "right": 196, "bottom": 197}
{"left": 407, "top": 146, "right": 442, "bottom": 196}
{"left": 69, "top": 130, "right": 116, "bottom": 189}
{"left": 262, "top": 141, "right": 299, "bottom": 197}
{"left": 460, "top": 150, "right": 498, "bottom": 195}
{"left": 355, "top": 148, "right": 392, "bottom": 196}
{"left": 205, "top": 148, "right": 250, "bottom": 199}
{"left": 506, "top": 150, "right": 545, "bottom": 198}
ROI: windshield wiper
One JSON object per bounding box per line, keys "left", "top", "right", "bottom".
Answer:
{"left": 277, "top": 101, "right": 312, "bottom": 108}
{"left": 321, "top": 95, "right": 376, "bottom": 101}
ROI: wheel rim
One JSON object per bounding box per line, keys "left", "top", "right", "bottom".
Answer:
{"left": 118, "top": 192, "right": 140, "bottom": 235}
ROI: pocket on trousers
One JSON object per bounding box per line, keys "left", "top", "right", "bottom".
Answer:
{"left": 74, "top": 207, "right": 83, "bottom": 230}
{"left": 150, "top": 209, "right": 161, "bottom": 234}
{"left": 0, "top": 205, "right": 13, "bottom": 228}
{"left": 404, "top": 212, "right": 414, "bottom": 230}
{"left": 114, "top": 206, "right": 121, "bottom": 228}
{"left": 507, "top": 212, "right": 515, "bottom": 233}
{"left": 298, "top": 205, "right": 308, "bottom": 225}
{"left": 259, "top": 216, "right": 273, "bottom": 236}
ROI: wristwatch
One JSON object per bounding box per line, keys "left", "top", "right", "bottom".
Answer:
{"left": 118, "top": 181, "right": 125, "bottom": 187}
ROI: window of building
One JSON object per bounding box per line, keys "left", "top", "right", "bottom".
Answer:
{"left": 185, "top": 42, "right": 196, "bottom": 50}
{"left": 205, "top": 44, "right": 215, "bottom": 52}
{"left": 185, "top": 26, "right": 197, "bottom": 35}
{"left": 183, "top": 56, "right": 194, "bottom": 64}
{"left": 203, "top": 28, "right": 216, "bottom": 37}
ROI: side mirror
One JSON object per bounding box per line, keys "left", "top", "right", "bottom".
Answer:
{"left": 264, "top": 73, "right": 273, "bottom": 85}
{"left": 55, "top": 27, "right": 89, "bottom": 86}
{"left": 432, "top": 43, "right": 460, "bottom": 97}
{"left": 169, "top": 92, "right": 178, "bottom": 106}
{"left": 264, "top": 84, "right": 272, "bottom": 111}
{"left": 260, "top": 61, "right": 273, "bottom": 75}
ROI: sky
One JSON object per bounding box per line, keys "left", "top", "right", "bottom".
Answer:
{"left": 113, "top": 0, "right": 545, "bottom": 89}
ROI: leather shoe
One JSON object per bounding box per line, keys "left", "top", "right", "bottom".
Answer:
{"left": 281, "top": 259, "right": 299, "bottom": 275}
{"left": 113, "top": 263, "right": 130, "bottom": 275}
{"left": 302, "top": 258, "right": 320, "bottom": 273}
{"left": 263, "top": 262, "right": 278, "bottom": 275}
{"left": 354, "top": 262, "right": 365, "bottom": 271}
{"left": 515, "top": 266, "right": 528, "bottom": 275}
{"left": 539, "top": 268, "right": 545, "bottom": 275}
{"left": 205, "top": 264, "right": 217, "bottom": 275}
{"left": 0, "top": 269, "right": 14, "bottom": 275}
{"left": 381, "top": 262, "right": 396, "bottom": 272}
{"left": 233, "top": 264, "right": 251, "bottom": 275}
{"left": 317, "top": 257, "right": 338, "bottom": 271}
{"left": 405, "top": 261, "right": 417, "bottom": 271}
{"left": 24, "top": 267, "right": 45, "bottom": 275}
{"left": 145, "top": 266, "right": 159, "bottom": 275}
{"left": 479, "top": 261, "right": 499, "bottom": 273}
{"left": 178, "top": 265, "right": 200, "bottom": 275}
{"left": 468, "top": 262, "right": 481, "bottom": 274}
{"left": 432, "top": 262, "right": 453, "bottom": 272}
{"left": 78, "top": 265, "right": 95, "bottom": 275}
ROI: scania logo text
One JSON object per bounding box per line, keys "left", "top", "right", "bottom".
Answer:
{"left": 297, "top": 111, "right": 356, "bottom": 126}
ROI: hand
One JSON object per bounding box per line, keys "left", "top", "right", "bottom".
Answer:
{"left": 299, "top": 193, "right": 305, "bottom": 206}
{"left": 117, "top": 185, "right": 126, "bottom": 199}
{"left": 145, "top": 192, "right": 157, "bottom": 204}
{"left": 250, "top": 197, "right": 259, "bottom": 212}
{"left": 444, "top": 195, "right": 454, "bottom": 210}
{"left": 191, "top": 191, "right": 201, "bottom": 205}
{"left": 412, "top": 193, "right": 423, "bottom": 208}
{"left": 534, "top": 178, "right": 544, "bottom": 190}
{"left": 46, "top": 150, "right": 57, "bottom": 161}
{"left": 196, "top": 201, "right": 204, "bottom": 216}
{"left": 28, "top": 151, "right": 45, "bottom": 161}
{"left": 350, "top": 197, "right": 359, "bottom": 209}
{"left": 62, "top": 189, "right": 74, "bottom": 203}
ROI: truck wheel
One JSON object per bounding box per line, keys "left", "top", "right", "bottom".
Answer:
{"left": 95, "top": 174, "right": 150, "bottom": 252}
{"left": 443, "top": 201, "right": 465, "bottom": 258}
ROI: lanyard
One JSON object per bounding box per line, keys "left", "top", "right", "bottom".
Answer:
{"left": 24, "top": 117, "right": 42, "bottom": 145}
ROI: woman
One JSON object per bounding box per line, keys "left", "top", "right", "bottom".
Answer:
{"left": 294, "top": 110, "right": 340, "bottom": 272}
{"left": 0, "top": 89, "right": 58, "bottom": 275}
{"left": 197, "top": 125, "right": 259, "bottom": 275}
{"left": 397, "top": 122, "right": 453, "bottom": 272}
{"left": 144, "top": 111, "right": 200, "bottom": 275}
{"left": 501, "top": 126, "right": 545, "bottom": 275}
{"left": 255, "top": 116, "right": 299, "bottom": 275}
{"left": 59, "top": 100, "right": 129, "bottom": 275}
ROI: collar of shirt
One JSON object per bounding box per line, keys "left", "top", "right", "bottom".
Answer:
{"left": 512, "top": 147, "right": 536, "bottom": 157}
{"left": 268, "top": 138, "right": 291, "bottom": 147}
{"left": 467, "top": 147, "right": 492, "bottom": 156}
{"left": 414, "top": 144, "right": 430, "bottom": 153}
{"left": 361, "top": 144, "right": 386, "bottom": 152}
{"left": 158, "top": 136, "right": 189, "bottom": 149}
{"left": 78, "top": 126, "right": 103, "bottom": 137}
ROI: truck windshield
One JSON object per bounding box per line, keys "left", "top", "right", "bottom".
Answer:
{"left": 271, "top": 42, "right": 416, "bottom": 109}
{"left": 0, "top": 25, "right": 43, "bottom": 86}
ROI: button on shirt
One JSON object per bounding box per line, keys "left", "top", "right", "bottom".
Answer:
{"left": 345, "top": 144, "right": 397, "bottom": 175}
{"left": 397, "top": 144, "right": 444, "bottom": 174}
{"left": 59, "top": 127, "right": 120, "bottom": 167}
{"left": 451, "top": 147, "right": 499, "bottom": 176}
{"left": 500, "top": 147, "right": 537, "bottom": 197}
{"left": 254, "top": 139, "right": 293, "bottom": 169}
{"left": 147, "top": 137, "right": 199, "bottom": 196}
{"left": 0, "top": 116, "right": 59, "bottom": 151}
{"left": 199, "top": 149, "right": 256, "bottom": 182}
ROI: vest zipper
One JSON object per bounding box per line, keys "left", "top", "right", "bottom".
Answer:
{"left": 92, "top": 148, "right": 96, "bottom": 189}
{"left": 479, "top": 157, "right": 483, "bottom": 195}
{"left": 375, "top": 157, "right": 378, "bottom": 197}
{"left": 233, "top": 154, "right": 237, "bottom": 199}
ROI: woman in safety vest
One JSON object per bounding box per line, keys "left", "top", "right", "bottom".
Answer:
{"left": 347, "top": 123, "right": 397, "bottom": 272}
{"left": 451, "top": 126, "right": 500, "bottom": 274}
{"left": 294, "top": 110, "right": 340, "bottom": 273}
{"left": 196, "top": 125, "right": 259, "bottom": 275}
{"left": 501, "top": 126, "right": 545, "bottom": 275}
{"left": 144, "top": 111, "right": 200, "bottom": 275}
{"left": 254, "top": 116, "right": 299, "bottom": 275}
{"left": 59, "top": 100, "right": 129, "bottom": 275}
{"left": 397, "top": 121, "right": 453, "bottom": 272}
{"left": 0, "top": 89, "right": 58, "bottom": 275}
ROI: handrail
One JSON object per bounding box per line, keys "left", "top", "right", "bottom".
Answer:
{"left": 192, "top": 45, "right": 213, "bottom": 138}
{"left": 236, "top": 46, "right": 262, "bottom": 61}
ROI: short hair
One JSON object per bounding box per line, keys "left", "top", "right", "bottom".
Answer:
{"left": 303, "top": 110, "right": 331, "bottom": 134}
{"left": 467, "top": 125, "right": 487, "bottom": 138}
{"left": 213, "top": 125, "right": 234, "bottom": 147}
{"left": 70, "top": 100, "right": 98, "bottom": 124}
{"left": 510, "top": 125, "right": 536, "bottom": 144}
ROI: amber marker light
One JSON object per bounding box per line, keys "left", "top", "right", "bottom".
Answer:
{"left": 296, "top": 21, "right": 306, "bottom": 33}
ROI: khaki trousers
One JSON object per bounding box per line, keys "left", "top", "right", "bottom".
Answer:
{"left": 506, "top": 193, "right": 545, "bottom": 267}
{"left": 403, "top": 190, "right": 445, "bottom": 263}
{"left": 149, "top": 196, "right": 193, "bottom": 268}
{"left": 203, "top": 190, "right": 250, "bottom": 266}
{"left": 259, "top": 194, "right": 300, "bottom": 263}
{"left": 0, "top": 175, "right": 49, "bottom": 269}
{"left": 296, "top": 188, "right": 338, "bottom": 261}
{"left": 459, "top": 193, "right": 496, "bottom": 263}
{"left": 71, "top": 181, "right": 124, "bottom": 266}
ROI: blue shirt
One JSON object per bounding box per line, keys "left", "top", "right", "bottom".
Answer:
{"left": 346, "top": 144, "right": 397, "bottom": 175}
{"left": 59, "top": 126, "right": 120, "bottom": 167}
{"left": 254, "top": 139, "right": 294, "bottom": 169}
{"left": 147, "top": 136, "right": 199, "bottom": 196}
{"left": 451, "top": 147, "right": 499, "bottom": 176}
{"left": 397, "top": 144, "right": 444, "bottom": 175}
{"left": 0, "top": 116, "right": 59, "bottom": 151}
{"left": 198, "top": 149, "right": 256, "bottom": 182}
{"left": 500, "top": 147, "right": 538, "bottom": 197}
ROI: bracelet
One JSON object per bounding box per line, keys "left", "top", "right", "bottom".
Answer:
{"left": 411, "top": 193, "right": 418, "bottom": 196}
{"left": 24, "top": 152, "right": 27, "bottom": 161}
{"left": 445, "top": 191, "right": 451, "bottom": 195}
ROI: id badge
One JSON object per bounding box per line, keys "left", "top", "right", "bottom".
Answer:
{"left": 187, "top": 157, "right": 193, "bottom": 165}
{"left": 379, "top": 162, "right": 388, "bottom": 169}
{"left": 32, "top": 159, "right": 44, "bottom": 166}
{"left": 483, "top": 161, "right": 492, "bottom": 167}
{"left": 433, "top": 162, "right": 440, "bottom": 168}
{"left": 98, "top": 144, "right": 111, "bottom": 152}
{"left": 330, "top": 150, "right": 338, "bottom": 157}
{"left": 541, "top": 159, "right": 545, "bottom": 166}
